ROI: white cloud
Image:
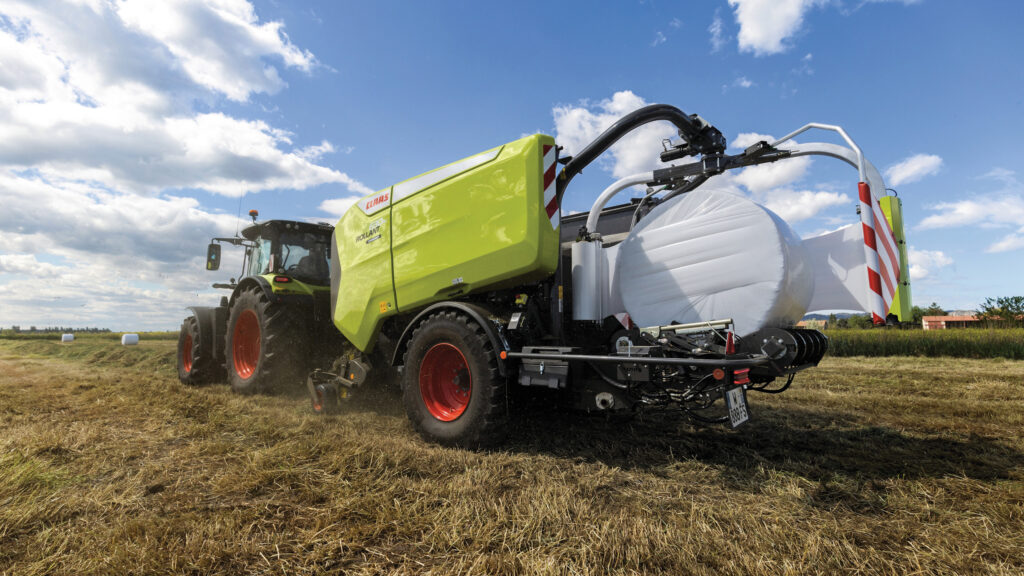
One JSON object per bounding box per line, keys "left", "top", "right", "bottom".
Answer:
{"left": 0, "top": 172, "right": 244, "bottom": 330}
{"left": 0, "top": 172, "right": 238, "bottom": 268}
{"left": 319, "top": 196, "right": 363, "bottom": 218}
{"left": 735, "top": 158, "right": 810, "bottom": 193}
{"left": 761, "top": 189, "right": 850, "bottom": 222}
{"left": 730, "top": 132, "right": 775, "bottom": 150}
{"left": 885, "top": 153, "right": 943, "bottom": 187}
{"left": 728, "top": 0, "right": 825, "bottom": 56}
{"left": 917, "top": 169, "right": 1024, "bottom": 253}
{"left": 908, "top": 247, "right": 953, "bottom": 280}
{"left": 0, "top": 36, "right": 366, "bottom": 196}
{"left": 708, "top": 9, "right": 726, "bottom": 53}
{"left": 987, "top": 234, "right": 1024, "bottom": 253}
{"left": 792, "top": 52, "right": 815, "bottom": 75}
{"left": 731, "top": 131, "right": 812, "bottom": 193}
{"left": 981, "top": 167, "right": 1016, "bottom": 184}
{"left": 670, "top": 18, "right": 682, "bottom": 29}
{"left": 0, "top": 0, "right": 369, "bottom": 329}
{"left": 734, "top": 76, "right": 755, "bottom": 89}
{"left": 918, "top": 195, "right": 1024, "bottom": 230}
{"left": 116, "top": 0, "right": 316, "bottom": 102}
{"left": 728, "top": 0, "right": 920, "bottom": 56}
{"left": 553, "top": 91, "right": 678, "bottom": 179}
{"left": 651, "top": 31, "right": 667, "bottom": 47}
{"left": 295, "top": 140, "right": 335, "bottom": 162}
{"left": 0, "top": 254, "right": 65, "bottom": 279}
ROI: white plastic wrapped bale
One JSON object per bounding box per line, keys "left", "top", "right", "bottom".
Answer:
{"left": 121, "top": 333, "right": 139, "bottom": 346}
{"left": 614, "top": 188, "right": 814, "bottom": 335}
{"left": 61, "top": 333, "right": 74, "bottom": 343}
{"left": 801, "top": 224, "right": 873, "bottom": 314}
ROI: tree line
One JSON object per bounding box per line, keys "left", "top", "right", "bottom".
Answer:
{"left": 1, "top": 326, "right": 112, "bottom": 334}
{"left": 825, "top": 296, "right": 1024, "bottom": 329}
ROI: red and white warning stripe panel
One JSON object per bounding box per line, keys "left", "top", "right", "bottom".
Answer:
{"left": 858, "top": 182, "right": 900, "bottom": 323}
{"left": 769, "top": 125, "right": 899, "bottom": 325}
{"left": 870, "top": 191, "right": 900, "bottom": 304}
{"left": 391, "top": 148, "right": 501, "bottom": 205}
{"left": 542, "top": 143, "right": 559, "bottom": 230}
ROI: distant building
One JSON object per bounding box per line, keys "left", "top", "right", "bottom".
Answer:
{"left": 797, "top": 319, "right": 828, "bottom": 330}
{"left": 922, "top": 315, "right": 980, "bottom": 330}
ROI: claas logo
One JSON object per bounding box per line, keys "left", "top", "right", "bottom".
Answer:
{"left": 366, "top": 192, "right": 389, "bottom": 210}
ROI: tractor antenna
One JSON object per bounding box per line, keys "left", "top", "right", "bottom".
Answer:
{"left": 234, "top": 190, "right": 245, "bottom": 237}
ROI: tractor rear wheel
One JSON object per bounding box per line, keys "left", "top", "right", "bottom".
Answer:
{"left": 226, "top": 286, "right": 308, "bottom": 394}
{"left": 402, "top": 311, "right": 507, "bottom": 447}
{"left": 177, "top": 316, "right": 220, "bottom": 385}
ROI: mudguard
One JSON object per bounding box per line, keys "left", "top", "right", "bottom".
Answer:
{"left": 186, "top": 305, "right": 228, "bottom": 364}
{"left": 390, "top": 301, "right": 508, "bottom": 376}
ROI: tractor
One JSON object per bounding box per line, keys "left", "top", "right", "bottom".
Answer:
{"left": 176, "top": 211, "right": 338, "bottom": 394}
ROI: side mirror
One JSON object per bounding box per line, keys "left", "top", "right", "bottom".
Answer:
{"left": 206, "top": 243, "right": 221, "bottom": 271}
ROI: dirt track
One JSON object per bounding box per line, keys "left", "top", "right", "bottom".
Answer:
{"left": 1, "top": 339, "right": 1022, "bottom": 575}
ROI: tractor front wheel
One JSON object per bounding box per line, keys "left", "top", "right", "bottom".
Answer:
{"left": 402, "top": 311, "right": 507, "bottom": 447}
{"left": 225, "top": 286, "right": 307, "bottom": 394}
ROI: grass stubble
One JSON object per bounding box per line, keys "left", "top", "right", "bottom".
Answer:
{"left": 0, "top": 338, "right": 1021, "bottom": 575}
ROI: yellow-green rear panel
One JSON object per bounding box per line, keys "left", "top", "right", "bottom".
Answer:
{"left": 264, "top": 274, "right": 330, "bottom": 296}
{"left": 879, "top": 195, "right": 912, "bottom": 321}
{"left": 331, "top": 189, "right": 397, "bottom": 351}
{"left": 391, "top": 134, "right": 560, "bottom": 311}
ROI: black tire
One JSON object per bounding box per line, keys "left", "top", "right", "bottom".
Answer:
{"left": 225, "top": 286, "right": 308, "bottom": 394}
{"left": 176, "top": 316, "right": 220, "bottom": 385}
{"left": 402, "top": 311, "right": 507, "bottom": 447}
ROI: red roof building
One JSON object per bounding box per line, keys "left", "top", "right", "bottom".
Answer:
{"left": 922, "top": 315, "right": 980, "bottom": 330}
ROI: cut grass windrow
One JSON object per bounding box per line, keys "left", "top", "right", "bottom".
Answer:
{"left": 1, "top": 340, "right": 1022, "bottom": 575}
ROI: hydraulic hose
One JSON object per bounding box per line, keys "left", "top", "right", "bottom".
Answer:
{"left": 556, "top": 104, "right": 726, "bottom": 205}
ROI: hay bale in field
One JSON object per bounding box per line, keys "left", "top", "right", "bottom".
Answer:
{"left": 61, "top": 333, "right": 74, "bottom": 343}
{"left": 121, "top": 333, "right": 140, "bottom": 346}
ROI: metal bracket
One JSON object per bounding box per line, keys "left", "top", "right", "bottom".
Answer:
{"left": 648, "top": 143, "right": 791, "bottom": 187}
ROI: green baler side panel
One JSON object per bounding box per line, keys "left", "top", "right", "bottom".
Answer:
{"left": 332, "top": 134, "right": 559, "bottom": 352}
{"left": 879, "top": 195, "right": 912, "bottom": 321}
{"left": 392, "top": 134, "right": 559, "bottom": 311}
{"left": 332, "top": 196, "right": 397, "bottom": 351}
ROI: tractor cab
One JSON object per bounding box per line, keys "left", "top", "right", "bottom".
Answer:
{"left": 239, "top": 220, "right": 333, "bottom": 286}
{"left": 206, "top": 215, "right": 334, "bottom": 289}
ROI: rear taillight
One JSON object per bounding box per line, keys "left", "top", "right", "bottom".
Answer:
{"left": 733, "top": 368, "right": 750, "bottom": 386}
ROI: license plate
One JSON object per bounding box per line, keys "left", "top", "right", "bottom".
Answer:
{"left": 725, "top": 386, "right": 750, "bottom": 428}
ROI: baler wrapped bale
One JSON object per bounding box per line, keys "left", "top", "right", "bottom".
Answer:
{"left": 587, "top": 187, "right": 814, "bottom": 335}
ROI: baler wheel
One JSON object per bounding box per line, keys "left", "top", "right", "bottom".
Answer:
{"left": 176, "top": 315, "right": 220, "bottom": 385}
{"left": 402, "top": 311, "right": 507, "bottom": 447}
{"left": 226, "top": 285, "right": 308, "bottom": 394}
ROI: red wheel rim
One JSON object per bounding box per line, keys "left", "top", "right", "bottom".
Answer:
{"left": 182, "top": 333, "right": 193, "bottom": 373}
{"left": 419, "top": 343, "right": 471, "bottom": 421}
{"left": 232, "top": 309, "right": 260, "bottom": 379}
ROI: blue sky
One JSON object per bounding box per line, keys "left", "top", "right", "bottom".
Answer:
{"left": 1, "top": 0, "right": 1022, "bottom": 330}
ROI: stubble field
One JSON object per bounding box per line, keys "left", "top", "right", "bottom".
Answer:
{"left": 1, "top": 338, "right": 1022, "bottom": 575}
